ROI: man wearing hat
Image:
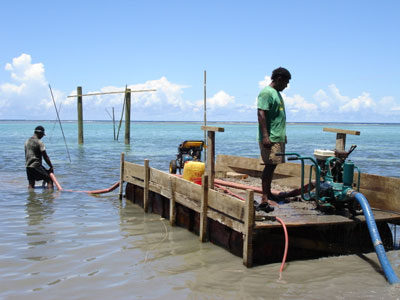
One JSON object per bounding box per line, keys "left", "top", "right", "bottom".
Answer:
{"left": 24, "top": 126, "right": 54, "bottom": 189}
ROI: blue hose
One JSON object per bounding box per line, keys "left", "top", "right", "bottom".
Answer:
{"left": 352, "top": 192, "right": 400, "bottom": 284}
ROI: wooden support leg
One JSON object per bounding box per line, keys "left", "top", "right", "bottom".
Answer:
{"left": 200, "top": 174, "right": 209, "bottom": 242}
{"left": 336, "top": 133, "right": 346, "bottom": 151}
{"left": 119, "top": 152, "right": 125, "bottom": 200}
{"left": 169, "top": 177, "right": 176, "bottom": 226}
{"left": 243, "top": 189, "right": 255, "bottom": 267}
{"left": 144, "top": 159, "right": 150, "bottom": 212}
{"left": 207, "top": 131, "right": 215, "bottom": 189}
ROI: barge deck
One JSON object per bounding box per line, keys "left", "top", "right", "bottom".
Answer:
{"left": 120, "top": 154, "right": 400, "bottom": 267}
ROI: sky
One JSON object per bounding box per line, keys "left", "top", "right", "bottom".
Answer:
{"left": 0, "top": 0, "right": 399, "bottom": 122}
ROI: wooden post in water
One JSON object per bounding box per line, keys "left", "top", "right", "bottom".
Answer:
{"left": 201, "top": 126, "right": 224, "bottom": 189}
{"left": 200, "top": 174, "right": 209, "bottom": 242}
{"left": 119, "top": 152, "right": 125, "bottom": 199}
{"left": 144, "top": 159, "right": 150, "bottom": 212}
{"left": 243, "top": 189, "right": 254, "bottom": 267}
{"left": 77, "top": 86, "right": 84, "bottom": 144}
{"left": 112, "top": 107, "right": 116, "bottom": 140}
{"left": 124, "top": 89, "right": 131, "bottom": 144}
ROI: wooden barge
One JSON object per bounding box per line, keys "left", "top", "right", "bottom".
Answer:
{"left": 120, "top": 154, "right": 400, "bottom": 267}
{"left": 119, "top": 127, "right": 400, "bottom": 267}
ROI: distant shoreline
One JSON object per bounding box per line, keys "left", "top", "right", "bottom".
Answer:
{"left": 1, "top": 119, "right": 399, "bottom": 126}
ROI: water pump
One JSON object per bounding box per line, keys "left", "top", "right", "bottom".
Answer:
{"left": 282, "top": 145, "right": 362, "bottom": 215}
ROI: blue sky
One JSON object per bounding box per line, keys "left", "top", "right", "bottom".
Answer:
{"left": 1, "top": 0, "right": 399, "bottom": 122}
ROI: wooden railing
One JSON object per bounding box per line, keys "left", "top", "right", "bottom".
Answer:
{"left": 119, "top": 154, "right": 256, "bottom": 267}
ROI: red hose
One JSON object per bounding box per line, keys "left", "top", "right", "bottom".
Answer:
{"left": 216, "top": 182, "right": 289, "bottom": 275}
{"left": 49, "top": 173, "right": 63, "bottom": 191}
{"left": 49, "top": 173, "right": 120, "bottom": 194}
{"left": 275, "top": 216, "right": 289, "bottom": 274}
{"left": 214, "top": 183, "right": 245, "bottom": 201}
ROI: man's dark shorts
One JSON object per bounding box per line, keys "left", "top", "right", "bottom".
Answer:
{"left": 26, "top": 166, "right": 51, "bottom": 183}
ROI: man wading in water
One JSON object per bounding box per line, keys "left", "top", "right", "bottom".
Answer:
{"left": 256, "top": 67, "right": 291, "bottom": 212}
{"left": 24, "top": 126, "right": 54, "bottom": 189}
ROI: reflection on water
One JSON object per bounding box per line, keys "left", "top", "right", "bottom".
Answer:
{"left": 24, "top": 190, "right": 58, "bottom": 262}
{"left": 25, "top": 189, "right": 56, "bottom": 226}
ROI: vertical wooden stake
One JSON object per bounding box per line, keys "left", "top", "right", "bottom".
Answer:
{"left": 119, "top": 152, "right": 125, "bottom": 200}
{"left": 207, "top": 131, "right": 215, "bottom": 189}
{"left": 200, "top": 174, "right": 209, "bottom": 242}
{"left": 336, "top": 133, "right": 346, "bottom": 151}
{"left": 112, "top": 107, "right": 116, "bottom": 140}
{"left": 144, "top": 159, "right": 150, "bottom": 212}
{"left": 203, "top": 70, "right": 207, "bottom": 162}
{"left": 243, "top": 189, "right": 254, "bottom": 267}
{"left": 169, "top": 177, "right": 176, "bottom": 226}
{"left": 125, "top": 89, "right": 131, "bottom": 145}
{"left": 77, "top": 86, "right": 84, "bottom": 144}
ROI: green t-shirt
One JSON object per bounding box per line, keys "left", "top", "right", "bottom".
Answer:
{"left": 257, "top": 86, "right": 286, "bottom": 142}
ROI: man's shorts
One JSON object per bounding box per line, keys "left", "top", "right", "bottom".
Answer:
{"left": 26, "top": 166, "right": 51, "bottom": 182}
{"left": 259, "top": 142, "right": 285, "bottom": 165}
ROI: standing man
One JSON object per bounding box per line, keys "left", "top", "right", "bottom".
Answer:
{"left": 25, "top": 126, "right": 54, "bottom": 189}
{"left": 256, "top": 67, "right": 291, "bottom": 212}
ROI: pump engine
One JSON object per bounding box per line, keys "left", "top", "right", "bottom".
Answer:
{"left": 282, "top": 145, "right": 362, "bottom": 215}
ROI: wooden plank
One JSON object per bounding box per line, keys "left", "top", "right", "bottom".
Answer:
{"left": 201, "top": 126, "right": 225, "bottom": 132}
{"left": 208, "top": 188, "right": 246, "bottom": 222}
{"left": 149, "top": 167, "right": 174, "bottom": 193}
{"left": 174, "top": 176, "right": 202, "bottom": 204}
{"left": 243, "top": 190, "right": 254, "bottom": 267}
{"left": 169, "top": 178, "right": 176, "bottom": 226}
{"left": 323, "top": 127, "right": 361, "bottom": 135}
{"left": 358, "top": 173, "right": 400, "bottom": 212}
{"left": 119, "top": 152, "right": 125, "bottom": 199}
{"left": 254, "top": 210, "right": 400, "bottom": 229}
{"left": 226, "top": 172, "right": 248, "bottom": 179}
{"left": 207, "top": 210, "right": 244, "bottom": 233}
{"left": 124, "top": 161, "right": 145, "bottom": 180}
{"left": 200, "top": 174, "right": 209, "bottom": 242}
{"left": 216, "top": 154, "right": 303, "bottom": 178}
{"left": 130, "top": 177, "right": 144, "bottom": 188}
{"left": 144, "top": 160, "right": 149, "bottom": 212}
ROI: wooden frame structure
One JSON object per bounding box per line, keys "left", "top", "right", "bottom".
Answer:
{"left": 119, "top": 153, "right": 400, "bottom": 267}
{"left": 119, "top": 153, "right": 256, "bottom": 266}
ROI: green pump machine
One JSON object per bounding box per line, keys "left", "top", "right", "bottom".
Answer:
{"left": 283, "top": 145, "right": 361, "bottom": 215}
{"left": 278, "top": 128, "right": 399, "bottom": 284}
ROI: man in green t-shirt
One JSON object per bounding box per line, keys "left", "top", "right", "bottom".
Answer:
{"left": 256, "top": 67, "right": 291, "bottom": 212}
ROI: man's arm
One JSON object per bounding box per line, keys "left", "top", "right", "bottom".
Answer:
{"left": 257, "top": 109, "right": 272, "bottom": 148}
{"left": 42, "top": 150, "right": 54, "bottom": 173}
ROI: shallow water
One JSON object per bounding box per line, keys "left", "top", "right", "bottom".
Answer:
{"left": 1, "top": 121, "right": 400, "bottom": 299}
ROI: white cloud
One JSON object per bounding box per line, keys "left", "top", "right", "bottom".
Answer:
{"left": 0, "top": 55, "right": 399, "bottom": 122}
{"left": 283, "top": 93, "right": 318, "bottom": 114}
{"left": 0, "top": 54, "right": 56, "bottom": 119}
{"left": 207, "top": 91, "right": 235, "bottom": 109}
{"left": 258, "top": 76, "right": 271, "bottom": 89}
{"left": 339, "top": 92, "right": 375, "bottom": 112}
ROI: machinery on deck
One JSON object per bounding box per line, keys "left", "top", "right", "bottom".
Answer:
{"left": 169, "top": 140, "right": 204, "bottom": 174}
{"left": 279, "top": 129, "right": 399, "bottom": 284}
{"left": 281, "top": 145, "right": 361, "bottom": 215}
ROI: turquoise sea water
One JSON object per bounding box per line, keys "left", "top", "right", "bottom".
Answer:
{"left": 1, "top": 121, "right": 400, "bottom": 299}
